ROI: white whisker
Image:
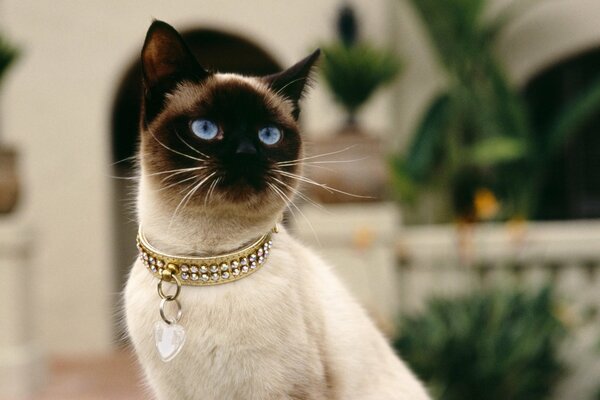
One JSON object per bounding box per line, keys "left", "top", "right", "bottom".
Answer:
{"left": 277, "top": 169, "right": 372, "bottom": 200}
{"left": 148, "top": 129, "right": 206, "bottom": 163}
{"left": 168, "top": 172, "right": 216, "bottom": 231}
{"left": 175, "top": 131, "right": 209, "bottom": 158}
{"left": 275, "top": 145, "right": 357, "bottom": 165}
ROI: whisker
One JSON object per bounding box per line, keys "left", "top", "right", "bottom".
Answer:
{"left": 175, "top": 131, "right": 209, "bottom": 158}
{"left": 275, "top": 145, "right": 357, "bottom": 165}
{"left": 270, "top": 176, "right": 326, "bottom": 212}
{"left": 168, "top": 171, "right": 216, "bottom": 231}
{"left": 268, "top": 179, "right": 320, "bottom": 245}
{"left": 277, "top": 157, "right": 368, "bottom": 167}
{"left": 159, "top": 167, "right": 207, "bottom": 183}
{"left": 277, "top": 169, "right": 373, "bottom": 200}
{"left": 204, "top": 176, "right": 220, "bottom": 207}
{"left": 157, "top": 174, "right": 199, "bottom": 192}
{"left": 146, "top": 166, "right": 207, "bottom": 178}
{"left": 148, "top": 129, "right": 206, "bottom": 163}
{"left": 267, "top": 181, "right": 298, "bottom": 224}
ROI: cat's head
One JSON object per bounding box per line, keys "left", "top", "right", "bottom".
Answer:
{"left": 138, "top": 21, "right": 319, "bottom": 221}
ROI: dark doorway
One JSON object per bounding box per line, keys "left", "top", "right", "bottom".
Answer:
{"left": 523, "top": 48, "right": 600, "bottom": 220}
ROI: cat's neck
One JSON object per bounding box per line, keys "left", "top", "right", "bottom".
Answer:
{"left": 137, "top": 178, "right": 280, "bottom": 256}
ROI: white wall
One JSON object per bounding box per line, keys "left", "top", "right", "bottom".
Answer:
{"left": 1, "top": 0, "right": 392, "bottom": 355}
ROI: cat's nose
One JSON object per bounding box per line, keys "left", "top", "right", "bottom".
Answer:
{"left": 235, "top": 138, "right": 257, "bottom": 155}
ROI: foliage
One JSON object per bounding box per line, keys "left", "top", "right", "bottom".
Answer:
{"left": 392, "top": 0, "right": 600, "bottom": 221}
{"left": 394, "top": 287, "right": 567, "bottom": 400}
{"left": 320, "top": 5, "right": 401, "bottom": 125}
{"left": 0, "top": 34, "right": 19, "bottom": 87}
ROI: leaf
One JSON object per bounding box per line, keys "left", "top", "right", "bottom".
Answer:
{"left": 390, "top": 157, "right": 419, "bottom": 203}
{"left": 545, "top": 73, "right": 600, "bottom": 156}
{"left": 404, "top": 93, "right": 451, "bottom": 180}
{"left": 468, "top": 136, "right": 527, "bottom": 166}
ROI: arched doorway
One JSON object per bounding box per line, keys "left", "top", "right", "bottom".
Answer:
{"left": 110, "top": 28, "right": 283, "bottom": 327}
{"left": 523, "top": 47, "right": 600, "bottom": 219}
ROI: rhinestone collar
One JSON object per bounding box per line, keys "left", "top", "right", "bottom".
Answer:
{"left": 137, "top": 227, "right": 274, "bottom": 286}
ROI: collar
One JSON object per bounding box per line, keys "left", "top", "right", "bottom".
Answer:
{"left": 136, "top": 227, "right": 275, "bottom": 286}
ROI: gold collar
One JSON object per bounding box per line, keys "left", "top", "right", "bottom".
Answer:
{"left": 137, "top": 228, "right": 274, "bottom": 286}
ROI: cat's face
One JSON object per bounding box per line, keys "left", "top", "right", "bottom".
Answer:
{"left": 139, "top": 21, "right": 319, "bottom": 216}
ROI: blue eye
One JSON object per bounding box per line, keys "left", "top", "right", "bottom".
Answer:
{"left": 191, "top": 119, "right": 219, "bottom": 140}
{"left": 258, "top": 126, "right": 282, "bottom": 145}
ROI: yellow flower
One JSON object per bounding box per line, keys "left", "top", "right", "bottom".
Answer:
{"left": 474, "top": 188, "right": 500, "bottom": 220}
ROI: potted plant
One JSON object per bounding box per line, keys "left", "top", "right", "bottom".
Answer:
{"left": 0, "top": 34, "right": 19, "bottom": 214}
{"left": 305, "top": 5, "right": 402, "bottom": 203}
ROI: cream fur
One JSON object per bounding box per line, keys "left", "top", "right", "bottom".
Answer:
{"left": 125, "top": 68, "right": 430, "bottom": 399}
{"left": 125, "top": 171, "right": 431, "bottom": 399}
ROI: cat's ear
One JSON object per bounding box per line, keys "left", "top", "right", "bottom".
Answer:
{"left": 141, "top": 20, "right": 209, "bottom": 122}
{"left": 263, "top": 49, "right": 320, "bottom": 120}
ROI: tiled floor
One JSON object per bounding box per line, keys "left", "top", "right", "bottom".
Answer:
{"left": 33, "top": 351, "right": 148, "bottom": 400}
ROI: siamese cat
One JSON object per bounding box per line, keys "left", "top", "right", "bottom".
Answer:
{"left": 124, "top": 20, "right": 430, "bottom": 400}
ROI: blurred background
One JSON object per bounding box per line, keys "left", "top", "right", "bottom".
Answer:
{"left": 1, "top": 0, "right": 600, "bottom": 399}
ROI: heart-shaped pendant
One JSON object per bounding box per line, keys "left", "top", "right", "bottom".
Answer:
{"left": 154, "top": 320, "right": 186, "bottom": 362}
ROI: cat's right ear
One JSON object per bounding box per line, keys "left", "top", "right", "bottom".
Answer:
{"left": 141, "top": 20, "right": 209, "bottom": 123}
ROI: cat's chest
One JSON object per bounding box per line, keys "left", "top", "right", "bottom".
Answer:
{"left": 125, "top": 250, "right": 314, "bottom": 387}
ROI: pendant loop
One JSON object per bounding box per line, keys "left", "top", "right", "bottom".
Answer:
{"left": 159, "top": 297, "right": 182, "bottom": 325}
{"left": 157, "top": 273, "right": 182, "bottom": 300}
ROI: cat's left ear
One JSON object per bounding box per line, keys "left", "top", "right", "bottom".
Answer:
{"left": 263, "top": 49, "right": 320, "bottom": 120}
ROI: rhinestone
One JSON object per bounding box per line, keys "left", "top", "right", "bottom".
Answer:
{"left": 232, "top": 268, "right": 240, "bottom": 276}
{"left": 264, "top": 249, "right": 269, "bottom": 256}
{"left": 201, "top": 273, "right": 209, "bottom": 282}
{"left": 181, "top": 272, "right": 189, "bottom": 280}
{"left": 221, "top": 263, "right": 229, "bottom": 272}
{"left": 180, "top": 264, "right": 189, "bottom": 272}
{"left": 258, "top": 256, "right": 264, "bottom": 264}
{"left": 257, "top": 248, "right": 264, "bottom": 256}
{"left": 200, "top": 265, "right": 208, "bottom": 273}
{"left": 249, "top": 254, "right": 257, "bottom": 262}
{"left": 268, "top": 240, "right": 273, "bottom": 246}
{"left": 221, "top": 271, "right": 230, "bottom": 279}
{"left": 191, "top": 273, "right": 199, "bottom": 281}
{"left": 263, "top": 243, "right": 269, "bottom": 250}
{"left": 149, "top": 257, "right": 155, "bottom": 264}
{"left": 156, "top": 260, "right": 164, "bottom": 268}
{"left": 250, "top": 261, "right": 257, "bottom": 269}
{"left": 210, "top": 265, "right": 218, "bottom": 273}
{"left": 231, "top": 260, "right": 239, "bottom": 269}
{"left": 150, "top": 265, "right": 157, "bottom": 272}
{"left": 241, "top": 265, "right": 249, "bottom": 273}
{"left": 190, "top": 265, "right": 199, "bottom": 273}
{"left": 240, "top": 258, "right": 248, "bottom": 266}
{"left": 211, "top": 273, "right": 219, "bottom": 281}
{"left": 142, "top": 253, "right": 149, "bottom": 260}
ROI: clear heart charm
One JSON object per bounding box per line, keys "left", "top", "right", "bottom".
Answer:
{"left": 154, "top": 320, "right": 186, "bottom": 362}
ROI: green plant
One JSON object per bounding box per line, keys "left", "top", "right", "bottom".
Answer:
{"left": 394, "top": 287, "right": 567, "bottom": 400}
{"left": 392, "top": 0, "right": 600, "bottom": 220}
{"left": 0, "top": 35, "right": 18, "bottom": 85}
{"left": 320, "top": 5, "right": 401, "bottom": 127}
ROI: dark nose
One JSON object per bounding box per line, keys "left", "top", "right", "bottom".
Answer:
{"left": 235, "top": 137, "right": 257, "bottom": 155}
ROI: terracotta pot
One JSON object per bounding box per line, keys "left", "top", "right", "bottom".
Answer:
{"left": 303, "top": 127, "right": 388, "bottom": 203}
{"left": 0, "top": 146, "right": 20, "bottom": 214}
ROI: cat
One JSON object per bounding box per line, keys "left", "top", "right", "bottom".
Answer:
{"left": 124, "top": 20, "right": 430, "bottom": 400}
